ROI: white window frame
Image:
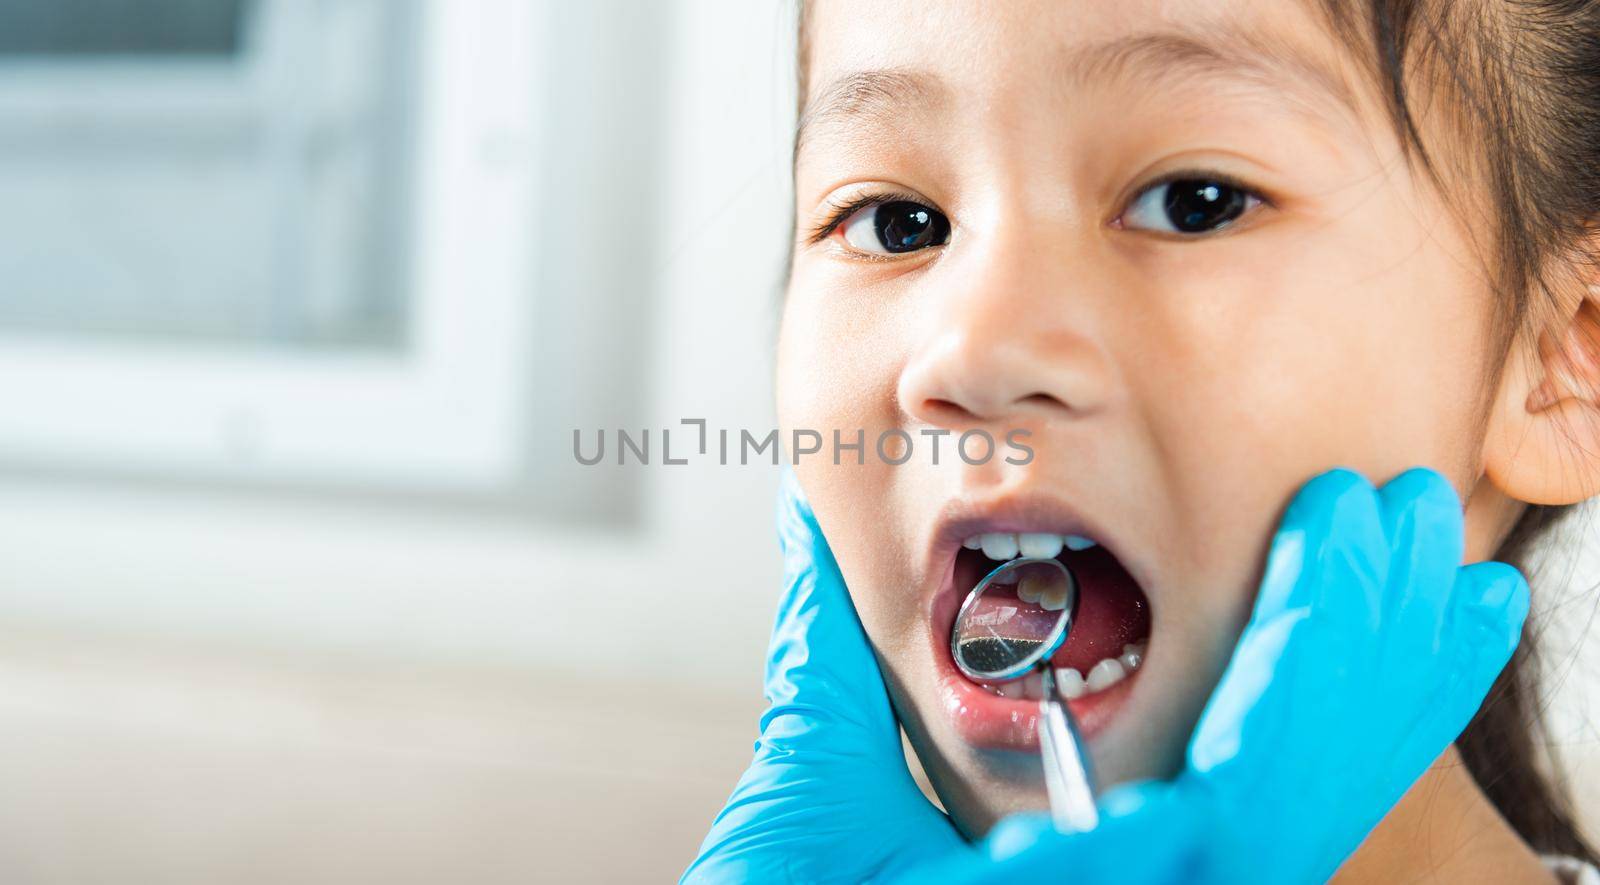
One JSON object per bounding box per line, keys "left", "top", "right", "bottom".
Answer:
{"left": 0, "top": 0, "right": 541, "bottom": 495}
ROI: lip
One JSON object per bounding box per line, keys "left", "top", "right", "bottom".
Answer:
{"left": 922, "top": 491, "right": 1149, "bottom": 750}
{"left": 934, "top": 654, "right": 1140, "bottom": 750}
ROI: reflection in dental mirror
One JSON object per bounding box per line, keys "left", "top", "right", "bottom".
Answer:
{"left": 951, "top": 558, "right": 1075, "bottom": 680}
{"left": 950, "top": 556, "right": 1099, "bottom": 833}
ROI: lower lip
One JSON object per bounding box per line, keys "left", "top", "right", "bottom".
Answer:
{"left": 932, "top": 644, "right": 1139, "bottom": 750}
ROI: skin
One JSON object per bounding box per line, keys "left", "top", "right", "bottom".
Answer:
{"left": 776, "top": 0, "right": 1600, "bottom": 882}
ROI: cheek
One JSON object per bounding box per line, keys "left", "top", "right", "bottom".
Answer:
{"left": 776, "top": 274, "right": 900, "bottom": 436}
{"left": 776, "top": 277, "right": 921, "bottom": 645}
{"left": 1124, "top": 218, "right": 1495, "bottom": 585}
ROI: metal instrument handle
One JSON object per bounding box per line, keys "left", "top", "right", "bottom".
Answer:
{"left": 1037, "top": 666, "right": 1099, "bottom": 833}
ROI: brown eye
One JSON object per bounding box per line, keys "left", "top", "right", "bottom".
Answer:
{"left": 841, "top": 200, "right": 951, "bottom": 254}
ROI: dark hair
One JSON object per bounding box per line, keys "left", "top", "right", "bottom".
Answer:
{"left": 1309, "top": 0, "right": 1599, "bottom": 864}
{"left": 792, "top": 0, "right": 1600, "bottom": 863}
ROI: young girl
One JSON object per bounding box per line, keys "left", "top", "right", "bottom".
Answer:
{"left": 691, "top": 1, "right": 1600, "bottom": 881}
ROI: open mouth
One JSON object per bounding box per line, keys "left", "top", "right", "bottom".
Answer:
{"left": 930, "top": 527, "right": 1153, "bottom": 750}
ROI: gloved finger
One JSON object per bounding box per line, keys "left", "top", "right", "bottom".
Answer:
{"left": 1382, "top": 559, "right": 1529, "bottom": 793}
{"left": 1187, "top": 468, "right": 1383, "bottom": 774}
{"left": 982, "top": 814, "right": 1055, "bottom": 863}
{"left": 932, "top": 783, "right": 1200, "bottom": 884}
{"left": 762, "top": 467, "right": 904, "bottom": 756}
{"left": 1376, "top": 467, "right": 1464, "bottom": 659}
{"left": 1305, "top": 469, "right": 1387, "bottom": 635}
{"left": 1243, "top": 468, "right": 1385, "bottom": 633}
{"left": 960, "top": 783, "right": 1173, "bottom": 866}
{"left": 974, "top": 780, "right": 1175, "bottom": 863}
{"left": 1445, "top": 560, "right": 1530, "bottom": 702}
{"left": 685, "top": 471, "right": 955, "bottom": 882}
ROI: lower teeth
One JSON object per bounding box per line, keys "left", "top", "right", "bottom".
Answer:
{"left": 978, "top": 642, "right": 1148, "bottom": 701}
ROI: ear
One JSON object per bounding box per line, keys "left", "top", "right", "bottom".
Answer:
{"left": 1483, "top": 281, "right": 1600, "bottom": 506}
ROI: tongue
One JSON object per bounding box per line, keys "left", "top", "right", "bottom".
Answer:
{"left": 1049, "top": 546, "right": 1150, "bottom": 674}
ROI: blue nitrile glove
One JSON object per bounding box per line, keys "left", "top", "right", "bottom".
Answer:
{"left": 923, "top": 466, "right": 1531, "bottom": 883}
{"left": 682, "top": 467, "right": 1529, "bottom": 884}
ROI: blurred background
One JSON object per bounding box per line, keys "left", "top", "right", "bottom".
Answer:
{"left": 0, "top": 0, "right": 791, "bottom": 880}
{"left": 0, "top": 1, "right": 1592, "bottom": 882}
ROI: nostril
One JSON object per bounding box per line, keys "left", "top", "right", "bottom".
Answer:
{"left": 911, "top": 392, "right": 1074, "bottom": 429}
{"left": 917, "top": 398, "right": 978, "bottom": 425}
{"left": 1020, "top": 392, "right": 1069, "bottom": 411}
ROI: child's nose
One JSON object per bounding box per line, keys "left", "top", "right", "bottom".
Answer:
{"left": 895, "top": 231, "right": 1115, "bottom": 429}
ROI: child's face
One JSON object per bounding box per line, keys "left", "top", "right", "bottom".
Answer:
{"left": 778, "top": 0, "right": 1518, "bottom": 833}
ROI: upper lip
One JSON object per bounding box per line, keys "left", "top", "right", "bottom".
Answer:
{"left": 925, "top": 490, "right": 1113, "bottom": 571}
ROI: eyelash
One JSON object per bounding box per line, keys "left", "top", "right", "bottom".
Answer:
{"left": 805, "top": 170, "right": 1272, "bottom": 249}
{"left": 805, "top": 190, "right": 921, "bottom": 246}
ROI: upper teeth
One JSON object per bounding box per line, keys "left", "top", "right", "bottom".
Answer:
{"left": 961, "top": 532, "right": 1097, "bottom": 560}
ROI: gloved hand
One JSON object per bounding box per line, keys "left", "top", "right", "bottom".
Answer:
{"left": 682, "top": 466, "right": 1529, "bottom": 884}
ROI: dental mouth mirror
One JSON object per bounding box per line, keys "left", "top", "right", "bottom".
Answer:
{"left": 950, "top": 557, "right": 1099, "bottom": 833}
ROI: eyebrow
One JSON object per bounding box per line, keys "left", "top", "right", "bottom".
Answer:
{"left": 794, "top": 67, "right": 948, "bottom": 158}
{"left": 794, "top": 25, "right": 1360, "bottom": 160}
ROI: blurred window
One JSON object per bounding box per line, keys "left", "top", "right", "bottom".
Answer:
{"left": 0, "top": 0, "right": 412, "bottom": 349}
{"left": 0, "top": 0, "right": 551, "bottom": 498}
{"left": 0, "top": 0, "right": 247, "bottom": 56}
